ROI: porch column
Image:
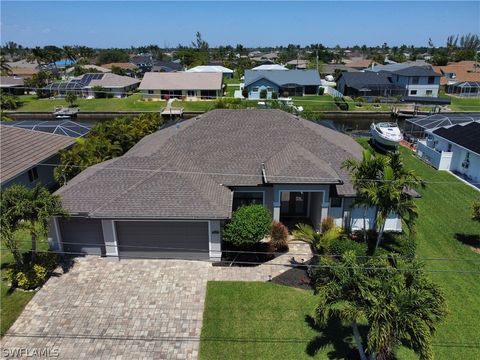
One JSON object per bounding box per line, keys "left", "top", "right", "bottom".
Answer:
{"left": 101, "top": 220, "right": 118, "bottom": 257}
{"left": 321, "top": 201, "right": 330, "bottom": 222}
{"left": 48, "top": 216, "right": 63, "bottom": 252}
{"left": 209, "top": 221, "right": 222, "bottom": 261}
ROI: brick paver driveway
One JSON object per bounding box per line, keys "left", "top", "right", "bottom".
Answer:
{"left": 1, "top": 243, "right": 311, "bottom": 359}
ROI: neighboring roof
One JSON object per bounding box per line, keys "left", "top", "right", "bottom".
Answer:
{"left": 101, "top": 63, "right": 138, "bottom": 70}
{"left": 45, "top": 73, "right": 140, "bottom": 91}
{"left": 338, "top": 72, "right": 401, "bottom": 91}
{"left": 0, "top": 125, "right": 75, "bottom": 184}
{"left": 65, "top": 65, "right": 111, "bottom": 74}
{"left": 252, "top": 64, "right": 288, "bottom": 71}
{"left": 244, "top": 69, "right": 321, "bottom": 87}
{"left": 285, "top": 59, "right": 309, "bottom": 68}
{"left": 151, "top": 60, "right": 183, "bottom": 72}
{"left": 130, "top": 55, "right": 152, "bottom": 65}
{"left": 321, "top": 64, "right": 360, "bottom": 74}
{"left": 10, "top": 67, "right": 39, "bottom": 77}
{"left": 139, "top": 72, "right": 223, "bottom": 90}
{"left": 345, "top": 59, "right": 374, "bottom": 69}
{"left": 0, "top": 119, "right": 92, "bottom": 138}
{"left": 0, "top": 76, "right": 24, "bottom": 87}
{"left": 433, "top": 61, "right": 480, "bottom": 85}
{"left": 56, "top": 109, "right": 363, "bottom": 219}
{"left": 6, "top": 59, "right": 40, "bottom": 69}
{"left": 432, "top": 121, "right": 480, "bottom": 155}
{"left": 405, "top": 113, "right": 480, "bottom": 131}
{"left": 186, "top": 65, "right": 233, "bottom": 74}
{"left": 368, "top": 60, "right": 430, "bottom": 73}
{"left": 390, "top": 66, "right": 441, "bottom": 77}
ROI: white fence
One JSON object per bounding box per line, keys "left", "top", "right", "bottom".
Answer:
{"left": 321, "top": 86, "right": 343, "bottom": 98}
{"left": 416, "top": 140, "right": 453, "bottom": 170}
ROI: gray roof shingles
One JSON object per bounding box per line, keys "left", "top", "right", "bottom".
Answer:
{"left": 244, "top": 69, "right": 321, "bottom": 87}
{"left": 57, "top": 110, "right": 362, "bottom": 219}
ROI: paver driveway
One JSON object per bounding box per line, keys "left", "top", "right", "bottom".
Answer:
{"left": 1, "top": 243, "right": 311, "bottom": 359}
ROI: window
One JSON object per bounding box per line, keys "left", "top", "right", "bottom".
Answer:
{"left": 27, "top": 167, "right": 38, "bottom": 183}
{"left": 330, "top": 197, "right": 342, "bottom": 208}
{"left": 148, "top": 90, "right": 154, "bottom": 94}
{"left": 252, "top": 87, "right": 259, "bottom": 92}
{"left": 187, "top": 90, "right": 195, "bottom": 96}
{"left": 412, "top": 76, "right": 419, "bottom": 85}
{"left": 428, "top": 76, "right": 435, "bottom": 84}
{"left": 447, "top": 143, "right": 452, "bottom": 152}
{"left": 266, "top": 87, "right": 274, "bottom": 92}
{"left": 426, "top": 90, "right": 433, "bottom": 96}
{"left": 233, "top": 192, "right": 264, "bottom": 211}
{"left": 410, "top": 90, "right": 417, "bottom": 95}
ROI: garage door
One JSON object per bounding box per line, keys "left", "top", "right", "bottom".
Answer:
{"left": 116, "top": 221, "right": 209, "bottom": 260}
{"left": 59, "top": 218, "right": 105, "bottom": 256}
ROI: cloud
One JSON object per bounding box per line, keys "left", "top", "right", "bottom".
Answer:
{"left": 41, "top": 28, "right": 51, "bottom": 33}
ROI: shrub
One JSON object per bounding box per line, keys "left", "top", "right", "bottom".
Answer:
{"left": 320, "top": 216, "right": 335, "bottom": 233}
{"left": 318, "top": 87, "right": 325, "bottom": 95}
{"left": 0, "top": 92, "right": 21, "bottom": 110}
{"left": 334, "top": 96, "right": 349, "bottom": 111}
{"left": 65, "top": 92, "right": 77, "bottom": 107}
{"left": 259, "top": 89, "right": 267, "bottom": 99}
{"left": 328, "top": 237, "right": 367, "bottom": 257}
{"left": 223, "top": 205, "right": 272, "bottom": 247}
{"left": 242, "top": 89, "right": 249, "bottom": 98}
{"left": 270, "top": 221, "right": 289, "bottom": 251}
{"left": 282, "top": 91, "right": 289, "bottom": 97}
{"left": 92, "top": 85, "right": 113, "bottom": 99}
{"left": 271, "top": 92, "right": 278, "bottom": 99}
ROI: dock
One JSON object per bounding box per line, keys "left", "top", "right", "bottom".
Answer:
{"left": 161, "top": 98, "right": 184, "bottom": 117}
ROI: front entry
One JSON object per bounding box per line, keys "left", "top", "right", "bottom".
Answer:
{"left": 280, "top": 192, "right": 308, "bottom": 217}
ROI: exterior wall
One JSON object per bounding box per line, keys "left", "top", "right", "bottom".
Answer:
{"left": 416, "top": 140, "right": 452, "bottom": 170}
{"left": 140, "top": 89, "right": 221, "bottom": 100}
{"left": 328, "top": 198, "right": 344, "bottom": 227}
{"left": 246, "top": 78, "right": 280, "bottom": 99}
{"left": 395, "top": 75, "right": 440, "bottom": 97}
{"left": 350, "top": 206, "right": 376, "bottom": 230}
{"left": 450, "top": 146, "right": 480, "bottom": 183}
{"left": 1, "top": 154, "right": 63, "bottom": 191}
{"left": 209, "top": 220, "right": 222, "bottom": 261}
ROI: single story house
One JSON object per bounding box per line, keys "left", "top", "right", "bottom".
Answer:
{"left": 285, "top": 59, "right": 308, "bottom": 69}
{"left": 0, "top": 76, "right": 25, "bottom": 95}
{"left": 139, "top": 72, "right": 223, "bottom": 100}
{"left": 44, "top": 73, "right": 140, "bottom": 98}
{"left": 345, "top": 59, "right": 375, "bottom": 70}
{"left": 151, "top": 60, "right": 183, "bottom": 73}
{"left": 244, "top": 69, "right": 321, "bottom": 99}
{"left": 0, "top": 125, "right": 75, "bottom": 190}
{"left": 416, "top": 121, "right": 480, "bottom": 185}
{"left": 186, "top": 65, "right": 234, "bottom": 78}
{"left": 433, "top": 61, "right": 480, "bottom": 97}
{"left": 251, "top": 64, "right": 288, "bottom": 71}
{"left": 336, "top": 72, "right": 404, "bottom": 97}
{"left": 9, "top": 67, "right": 39, "bottom": 78}
{"left": 50, "top": 109, "right": 401, "bottom": 260}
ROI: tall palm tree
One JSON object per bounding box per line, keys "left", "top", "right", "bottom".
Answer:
{"left": 0, "top": 55, "right": 12, "bottom": 75}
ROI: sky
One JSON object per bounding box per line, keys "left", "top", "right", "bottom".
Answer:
{"left": 1, "top": 1, "right": 479, "bottom": 48}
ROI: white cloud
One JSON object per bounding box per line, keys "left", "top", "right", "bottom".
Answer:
{"left": 41, "top": 28, "right": 51, "bottom": 33}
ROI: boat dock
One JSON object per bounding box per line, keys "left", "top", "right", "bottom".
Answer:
{"left": 161, "top": 99, "right": 184, "bottom": 117}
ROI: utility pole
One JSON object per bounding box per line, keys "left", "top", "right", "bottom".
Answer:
{"left": 316, "top": 49, "right": 319, "bottom": 73}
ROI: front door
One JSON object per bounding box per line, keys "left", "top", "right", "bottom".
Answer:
{"left": 280, "top": 192, "right": 308, "bottom": 217}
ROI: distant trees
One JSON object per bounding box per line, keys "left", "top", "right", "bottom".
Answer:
{"left": 24, "top": 70, "right": 58, "bottom": 98}
{"left": 0, "top": 56, "right": 12, "bottom": 75}
{"left": 431, "top": 33, "right": 480, "bottom": 65}
{"left": 96, "top": 49, "right": 130, "bottom": 65}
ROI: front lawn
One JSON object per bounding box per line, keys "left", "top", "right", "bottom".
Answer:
{"left": 447, "top": 96, "right": 480, "bottom": 111}
{"left": 291, "top": 95, "right": 338, "bottom": 112}
{"left": 199, "top": 281, "right": 358, "bottom": 359}
{"left": 0, "top": 229, "right": 49, "bottom": 337}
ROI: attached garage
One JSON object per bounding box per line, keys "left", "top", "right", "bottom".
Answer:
{"left": 58, "top": 217, "right": 105, "bottom": 256}
{"left": 115, "top": 221, "right": 210, "bottom": 260}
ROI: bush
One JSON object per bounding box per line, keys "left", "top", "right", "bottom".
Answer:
{"left": 328, "top": 237, "right": 367, "bottom": 257}
{"left": 242, "top": 89, "right": 249, "bottom": 98}
{"left": 65, "top": 92, "right": 77, "bottom": 107}
{"left": 271, "top": 92, "right": 278, "bottom": 99}
{"left": 334, "top": 96, "right": 349, "bottom": 111}
{"left": 318, "top": 87, "right": 325, "bottom": 95}
{"left": 320, "top": 216, "right": 335, "bottom": 233}
{"left": 270, "top": 221, "right": 289, "bottom": 251}
{"left": 259, "top": 89, "right": 267, "bottom": 99}
{"left": 0, "top": 92, "right": 21, "bottom": 110}
{"left": 92, "top": 85, "right": 113, "bottom": 99}
{"left": 223, "top": 205, "right": 272, "bottom": 247}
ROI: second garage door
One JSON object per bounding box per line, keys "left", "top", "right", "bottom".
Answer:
{"left": 115, "top": 221, "right": 209, "bottom": 260}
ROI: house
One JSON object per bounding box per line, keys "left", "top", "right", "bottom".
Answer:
{"left": 244, "top": 69, "right": 321, "bottom": 98}
{"left": 416, "top": 121, "right": 480, "bottom": 185}
{"left": 186, "top": 65, "right": 234, "bottom": 78}
{"left": 101, "top": 63, "right": 138, "bottom": 77}
{"left": 386, "top": 66, "right": 442, "bottom": 97}
{"left": 65, "top": 65, "right": 111, "bottom": 74}
{"left": 49, "top": 109, "right": 401, "bottom": 260}
{"left": 433, "top": 61, "right": 480, "bottom": 97}
{"left": 9, "top": 67, "right": 39, "bottom": 78}
{"left": 0, "top": 76, "right": 25, "bottom": 95}
{"left": 321, "top": 64, "right": 359, "bottom": 77}
{"left": 345, "top": 59, "right": 375, "bottom": 70}
{"left": 151, "top": 60, "right": 183, "bottom": 73}
{"left": 139, "top": 72, "right": 223, "bottom": 100}
{"left": 130, "top": 55, "right": 154, "bottom": 73}
{"left": 285, "top": 59, "right": 309, "bottom": 69}
{"left": 0, "top": 125, "right": 75, "bottom": 190}
{"left": 336, "top": 72, "right": 404, "bottom": 97}
{"left": 44, "top": 73, "right": 140, "bottom": 98}
{"left": 251, "top": 64, "right": 288, "bottom": 71}
{"left": 404, "top": 113, "right": 480, "bottom": 139}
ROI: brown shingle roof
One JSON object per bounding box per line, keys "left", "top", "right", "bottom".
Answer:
{"left": 0, "top": 126, "right": 75, "bottom": 183}
{"left": 433, "top": 61, "right": 480, "bottom": 85}
{"left": 101, "top": 63, "right": 138, "bottom": 70}
{"left": 57, "top": 110, "right": 362, "bottom": 219}
{"left": 139, "top": 72, "right": 223, "bottom": 91}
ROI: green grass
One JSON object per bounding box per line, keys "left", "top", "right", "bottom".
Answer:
{"left": 344, "top": 96, "right": 392, "bottom": 112}
{"left": 225, "top": 84, "right": 240, "bottom": 97}
{"left": 199, "top": 281, "right": 358, "bottom": 359}
{"left": 200, "top": 143, "right": 480, "bottom": 359}
{"left": 0, "top": 229, "right": 49, "bottom": 337}
{"left": 448, "top": 96, "right": 480, "bottom": 111}
{"left": 291, "top": 95, "right": 338, "bottom": 112}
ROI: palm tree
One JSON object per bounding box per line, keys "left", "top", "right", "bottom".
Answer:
{"left": 342, "top": 149, "right": 386, "bottom": 241}
{"left": 0, "top": 184, "right": 68, "bottom": 263}
{"left": 0, "top": 55, "right": 12, "bottom": 75}
{"left": 292, "top": 223, "right": 342, "bottom": 253}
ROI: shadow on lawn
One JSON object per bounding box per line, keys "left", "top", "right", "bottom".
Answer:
{"left": 454, "top": 233, "right": 480, "bottom": 251}
{"left": 304, "top": 315, "right": 362, "bottom": 359}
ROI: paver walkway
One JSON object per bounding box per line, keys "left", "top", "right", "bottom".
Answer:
{"left": 1, "top": 243, "right": 312, "bottom": 359}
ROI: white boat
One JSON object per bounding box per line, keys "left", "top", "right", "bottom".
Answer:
{"left": 370, "top": 122, "right": 403, "bottom": 147}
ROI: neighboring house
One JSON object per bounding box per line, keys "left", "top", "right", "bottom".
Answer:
{"left": 244, "top": 69, "right": 321, "bottom": 98}
{"left": 9, "top": 67, "right": 39, "bottom": 78}
{"left": 251, "top": 64, "right": 288, "bottom": 71}
{"left": 186, "top": 65, "right": 234, "bottom": 78}
{"left": 44, "top": 73, "right": 140, "bottom": 98}
{"left": 404, "top": 113, "right": 480, "bottom": 139}
{"left": 0, "top": 76, "right": 25, "bottom": 95}
{"left": 336, "top": 72, "right": 404, "bottom": 97}
{"left": 285, "top": 59, "right": 308, "bottom": 69}
{"left": 65, "top": 65, "right": 111, "bottom": 74}
{"left": 50, "top": 109, "right": 401, "bottom": 260}
{"left": 139, "top": 72, "right": 223, "bottom": 100}
{"left": 433, "top": 61, "right": 480, "bottom": 97}
{"left": 101, "top": 62, "right": 138, "bottom": 71}
{"left": 345, "top": 59, "right": 375, "bottom": 70}
{"left": 416, "top": 121, "right": 480, "bottom": 185}
{"left": 0, "top": 125, "right": 75, "bottom": 190}
{"left": 130, "top": 55, "right": 154, "bottom": 73}
{"left": 151, "top": 60, "right": 183, "bottom": 73}
{"left": 321, "top": 64, "right": 359, "bottom": 77}
{"left": 387, "top": 66, "right": 442, "bottom": 97}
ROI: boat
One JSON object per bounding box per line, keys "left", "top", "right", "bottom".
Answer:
{"left": 370, "top": 122, "right": 403, "bottom": 148}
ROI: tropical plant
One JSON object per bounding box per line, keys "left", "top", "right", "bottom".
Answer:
{"left": 292, "top": 223, "right": 342, "bottom": 253}
{"left": 223, "top": 205, "right": 271, "bottom": 247}
{"left": 65, "top": 92, "right": 77, "bottom": 107}
{"left": 472, "top": 198, "right": 480, "bottom": 222}
{"left": 313, "top": 252, "right": 447, "bottom": 360}
{"left": 0, "top": 91, "right": 21, "bottom": 110}
{"left": 320, "top": 216, "right": 335, "bottom": 233}
{"left": 0, "top": 55, "right": 12, "bottom": 75}
{"left": 0, "top": 184, "right": 68, "bottom": 264}
{"left": 270, "top": 220, "right": 289, "bottom": 251}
